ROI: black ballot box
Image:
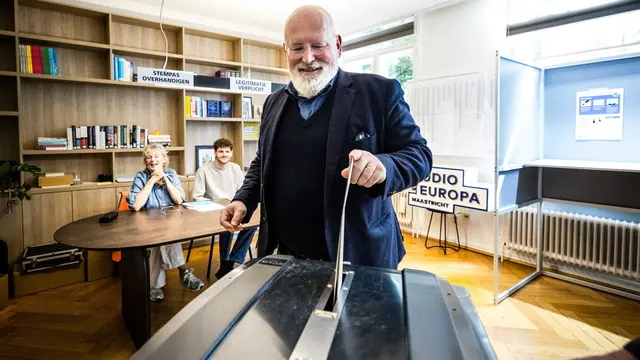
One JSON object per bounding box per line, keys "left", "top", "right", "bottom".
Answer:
{"left": 132, "top": 255, "right": 497, "bottom": 360}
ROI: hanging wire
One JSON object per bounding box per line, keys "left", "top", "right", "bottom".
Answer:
{"left": 159, "top": 0, "right": 169, "bottom": 69}
{"left": 244, "top": 38, "right": 251, "bottom": 79}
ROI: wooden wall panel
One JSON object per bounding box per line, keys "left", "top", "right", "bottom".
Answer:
{"left": 0, "top": 201, "right": 23, "bottom": 264}
{"left": 72, "top": 188, "right": 116, "bottom": 220}
{"left": 185, "top": 121, "right": 221, "bottom": 175}
{"left": 243, "top": 141, "right": 258, "bottom": 170}
{"left": 0, "top": 77, "right": 18, "bottom": 111}
{"left": 18, "top": 6, "right": 106, "bottom": 43}
{"left": 221, "top": 122, "right": 243, "bottom": 168}
{"left": 184, "top": 34, "right": 235, "bottom": 61}
{"left": 111, "top": 21, "right": 179, "bottom": 53}
{"left": 243, "top": 44, "right": 285, "bottom": 68}
{"left": 20, "top": 81, "right": 180, "bottom": 149}
{"left": 21, "top": 154, "right": 111, "bottom": 184}
{"left": 0, "top": 117, "right": 19, "bottom": 162}
{"left": 0, "top": 38, "right": 16, "bottom": 72}
{"left": 22, "top": 192, "right": 73, "bottom": 247}
{"left": 113, "top": 152, "right": 183, "bottom": 178}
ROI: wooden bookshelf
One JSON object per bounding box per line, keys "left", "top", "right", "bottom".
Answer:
{"left": 0, "top": 0, "right": 290, "bottom": 268}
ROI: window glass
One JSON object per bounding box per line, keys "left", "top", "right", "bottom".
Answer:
{"left": 378, "top": 48, "right": 413, "bottom": 87}
{"left": 341, "top": 57, "right": 373, "bottom": 73}
{"left": 504, "top": 9, "right": 640, "bottom": 66}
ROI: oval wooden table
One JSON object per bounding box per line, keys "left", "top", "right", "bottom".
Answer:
{"left": 54, "top": 204, "right": 260, "bottom": 349}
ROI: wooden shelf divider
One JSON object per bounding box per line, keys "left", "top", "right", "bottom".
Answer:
{"left": 185, "top": 117, "right": 244, "bottom": 122}
{"left": 243, "top": 63, "right": 289, "bottom": 75}
{"left": 17, "top": 32, "right": 110, "bottom": 51}
{"left": 0, "top": 111, "right": 19, "bottom": 116}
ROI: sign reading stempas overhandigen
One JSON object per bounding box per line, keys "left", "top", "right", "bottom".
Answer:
{"left": 408, "top": 167, "right": 489, "bottom": 214}
{"left": 137, "top": 67, "right": 194, "bottom": 86}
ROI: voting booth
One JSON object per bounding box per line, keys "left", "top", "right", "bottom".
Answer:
{"left": 494, "top": 53, "right": 640, "bottom": 303}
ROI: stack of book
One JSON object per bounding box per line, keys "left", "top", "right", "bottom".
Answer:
{"left": 113, "top": 55, "right": 135, "bottom": 81}
{"left": 57, "top": 125, "right": 149, "bottom": 150}
{"left": 185, "top": 96, "right": 232, "bottom": 118}
{"left": 215, "top": 69, "right": 240, "bottom": 78}
{"left": 36, "top": 137, "right": 67, "bottom": 150}
{"left": 147, "top": 134, "right": 171, "bottom": 147}
{"left": 19, "top": 45, "right": 60, "bottom": 75}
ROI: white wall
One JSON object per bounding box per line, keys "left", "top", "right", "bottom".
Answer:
{"left": 405, "top": 0, "right": 508, "bottom": 253}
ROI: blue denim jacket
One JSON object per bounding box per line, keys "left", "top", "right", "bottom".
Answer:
{"left": 127, "top": 168, "right": 185, "bottom": 210}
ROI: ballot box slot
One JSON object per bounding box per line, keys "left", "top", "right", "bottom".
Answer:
{"left": 288, "top": 269, "right": 355, "bottom": 360}
{"left": 201, "top": 259, "right": 293, "bottom": 359}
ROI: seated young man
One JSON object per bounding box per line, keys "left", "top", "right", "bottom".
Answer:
{"left": 192, "top": 138, "right": 257, "bottom": 279}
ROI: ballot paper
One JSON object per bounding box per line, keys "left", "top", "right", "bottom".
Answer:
{"left": 182, "top": 200, "right": 225, "bottom": 212}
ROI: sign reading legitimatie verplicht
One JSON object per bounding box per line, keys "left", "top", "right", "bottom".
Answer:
{"left": 229, "top": 77, "right": 271, "bottom": 94}
{"left": 137, "top": 67, "right": 194, "bottom": 87}
{"left": 408, "top": 167, "right": 489, "bottom": 214}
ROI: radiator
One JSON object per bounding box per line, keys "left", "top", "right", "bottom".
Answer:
{"left": 506, "top": 208, "right": 640, "bottom": 281}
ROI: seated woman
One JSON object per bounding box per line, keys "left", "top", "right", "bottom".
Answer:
{"left": 127, "top": 144, "right": 204, "bottom": 302}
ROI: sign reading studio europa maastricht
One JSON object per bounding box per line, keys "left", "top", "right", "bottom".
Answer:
{"left": 408, "top": 167, "right": 490, "bottom": 214}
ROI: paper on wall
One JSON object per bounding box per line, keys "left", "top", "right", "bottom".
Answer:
{"left": 575, "top": 88, "right": 624, "bottom": 141}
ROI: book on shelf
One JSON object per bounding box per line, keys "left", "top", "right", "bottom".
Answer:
{"left": 185, "top": 96, "right": 232, "bottom": 118}
{"left": 36, "top": 137, "right": 67, "bottom": 150}
{"left": 215, "top": 69, "right": 240, "bottom": 78}
{"left": 36, "top": 126, "right": 151, "bottom": 151}
{"left": 19, "top": 45, "right": 59, "bottom": 76}
{"left": 113, "top": 56, "right": 135, "bottom": 82}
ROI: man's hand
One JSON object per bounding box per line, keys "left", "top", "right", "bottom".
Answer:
{"left": 220, "top": 201, "right": 247, "bottom": 232}
{"left": 341, "top": 150, "right": 386, "bottom": 188}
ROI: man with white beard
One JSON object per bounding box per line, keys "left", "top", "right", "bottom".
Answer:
{"left": 220, "top": 5, "right": 432, "bottom": 269}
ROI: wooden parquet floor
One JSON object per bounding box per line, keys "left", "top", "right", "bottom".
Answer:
{"left": 0, "top": 234, "right": 638, "bottom": 359}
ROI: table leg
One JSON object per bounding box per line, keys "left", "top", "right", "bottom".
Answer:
{"left": 120, "top": 248, "right": 150, "bottom": 349}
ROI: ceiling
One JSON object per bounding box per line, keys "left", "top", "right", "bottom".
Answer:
{"left": 108, "top": 0, "right": 454, "bottom": 42}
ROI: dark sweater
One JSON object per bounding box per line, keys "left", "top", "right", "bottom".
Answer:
{"left": 264, "top": 85, "right": 337, "bottom": 261}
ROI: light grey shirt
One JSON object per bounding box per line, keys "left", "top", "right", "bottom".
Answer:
{"left": 192, "top": 161, "right": 245, "bottom": 202}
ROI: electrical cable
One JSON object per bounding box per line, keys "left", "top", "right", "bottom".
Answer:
{"left": 159, "top": 0, "right": 168, "bottom": 70}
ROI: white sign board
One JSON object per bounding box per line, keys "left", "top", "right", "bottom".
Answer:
{"left": 137, "top": 67, "right": 194, "bottom": 87}
{"left": 575, "top": 88, "right": 623, "bottom": 141}
{"left": 229, "top": 77, "right": 271, "bottom": 94}
{"left": 408, "top": 167, "right": 489, "bottom": 214}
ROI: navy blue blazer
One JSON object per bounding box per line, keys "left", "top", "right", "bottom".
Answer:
{"left": 233, "top": 69, "right": 432, "bottom": 269}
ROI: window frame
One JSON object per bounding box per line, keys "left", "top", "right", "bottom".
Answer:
{"left": 340, "top": 38, "right": 416, "bottom": 78}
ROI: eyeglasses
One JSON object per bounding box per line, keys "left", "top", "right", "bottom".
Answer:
{"left": 285, "top": 36, "right": 336, "bottom": 59}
